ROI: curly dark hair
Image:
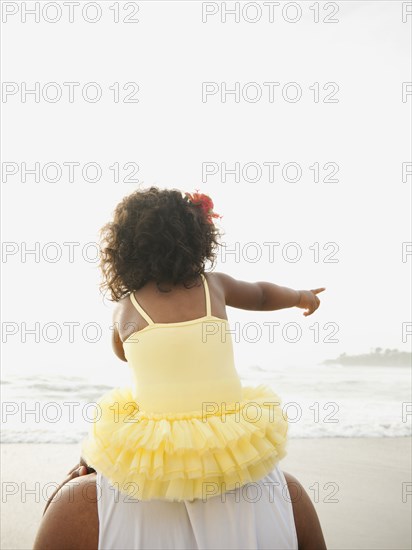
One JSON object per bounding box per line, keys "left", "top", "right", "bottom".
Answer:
{"left": 98, "top": 186, "right": 222, "bottom": 301}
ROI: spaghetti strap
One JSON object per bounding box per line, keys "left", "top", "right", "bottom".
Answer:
{"left": 200, "top": 273, "right": 211, "bottom": 317}
{"left": 130, "top": 276, "right": 210, "bottom": 324}
{"left": 129, "top": 292, "right": 154, "bottom": 325}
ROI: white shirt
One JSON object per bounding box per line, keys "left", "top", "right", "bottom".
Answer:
{"left": 96, "top": 466, "right": 298, "bottom": 549}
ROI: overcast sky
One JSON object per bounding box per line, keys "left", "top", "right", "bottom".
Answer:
{"left": 2, "top": 1, "right": 411, "bottom": 383}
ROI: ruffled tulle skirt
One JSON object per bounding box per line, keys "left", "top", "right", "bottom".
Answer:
{"left": 81, "top": 384, "right": 288, "bottom": 502}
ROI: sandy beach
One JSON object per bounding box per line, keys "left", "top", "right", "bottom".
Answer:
{"left": 1, "top": 438, "right": 411, "bottom": 550}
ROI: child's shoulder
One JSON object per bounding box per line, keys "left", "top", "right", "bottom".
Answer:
{"left": 206, "top": 272, "right": 263, "bottom": 311}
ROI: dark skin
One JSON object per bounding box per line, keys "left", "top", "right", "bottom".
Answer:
{"left": 33, "top": 472, "right": 327, "bottom": 550}
{"left": 111, "top": 271, "right": 325, "bottom": 362}
{"left": 42, "top": 458, "right": 95, "bottom": 516}
{"left": 38, "top": 272, "right": 326, "bottom": 546}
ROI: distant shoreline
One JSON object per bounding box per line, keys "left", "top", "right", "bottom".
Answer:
{"left": 322, "top": 348, "right": 411, "bottom": 367}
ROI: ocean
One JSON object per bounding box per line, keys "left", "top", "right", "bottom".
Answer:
{"left": 1, "top": 363, "right": 410, "bottom": 443}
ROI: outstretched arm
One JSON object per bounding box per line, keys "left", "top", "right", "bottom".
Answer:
{"left": 216, "top": 272, "right": 325, "bottom": 316}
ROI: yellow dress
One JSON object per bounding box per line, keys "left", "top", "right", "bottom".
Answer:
{"left": 81, "top": 274, "right": 288, "bottom": 502}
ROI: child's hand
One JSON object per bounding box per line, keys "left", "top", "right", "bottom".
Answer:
{"left": 66, "top": 463, "right": 88, "bottom": 477}
{"left": 296, "top": 288, "right": 326, "bottom": 316}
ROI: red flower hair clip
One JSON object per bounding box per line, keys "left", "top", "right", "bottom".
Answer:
{"left": 184, "top": 190, "right": 222, "bottom": 224}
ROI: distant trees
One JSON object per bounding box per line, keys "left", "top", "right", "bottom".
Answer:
{"left": 323, "top": 348, "right": 411, "bottom": 366}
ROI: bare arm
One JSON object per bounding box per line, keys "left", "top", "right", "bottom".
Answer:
{"left": 33, "top": 470, "right": 325, "bottom": 550}
{"left": 112, "top": 303, "right": 127, "bottom": 362}
{"left": 260, "top": 282, "right": 300, "bottom": 310}
{"left": 283, "top": 472, "right": 327, "bottom": 550}
{"left": 42, "top": 459, "right": 96, "bottom": 516}
{"left": 216, "top": 272, "right": 325, "bottom": 316}
{"left": 33, "top": 474, "right": 98, "bottom": 550}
